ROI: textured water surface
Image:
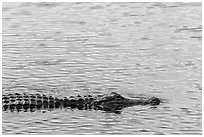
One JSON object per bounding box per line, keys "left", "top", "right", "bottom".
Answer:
{"left": 2, "top": 2, "right": 202, "bottom": 135}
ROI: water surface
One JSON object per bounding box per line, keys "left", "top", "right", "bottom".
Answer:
{"left": 2, "top": 2, "right": 202, "bottom": 134}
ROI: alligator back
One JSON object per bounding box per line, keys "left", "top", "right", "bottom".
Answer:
{"left": 2, "top": 93, "right": 98, "bottom": 112}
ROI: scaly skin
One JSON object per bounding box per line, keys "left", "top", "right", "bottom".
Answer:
{"left": 2, "top": 92, "right": 161, "bottom": 113}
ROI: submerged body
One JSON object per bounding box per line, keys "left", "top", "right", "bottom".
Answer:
{"left": 2, "top": 92, "right": 161, "bottom": 113}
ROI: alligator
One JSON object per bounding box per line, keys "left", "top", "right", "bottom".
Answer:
{"left": 2, "top": 92, "right": 161, "bottom": 113}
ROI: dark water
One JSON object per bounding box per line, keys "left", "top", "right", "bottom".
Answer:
{"left": 2, "top": 2, "right": 202, "bottom": 134}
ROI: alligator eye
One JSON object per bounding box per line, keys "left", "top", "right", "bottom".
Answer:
{"left": 150, "top": 97, "right": 160, "bottom": 105}
{"left": 114, "top": 95, "right": 124, "bottom": 100}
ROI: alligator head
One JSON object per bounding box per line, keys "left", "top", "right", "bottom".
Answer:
{"left": 94, "top": 92, "right": 161, "bottom": 111}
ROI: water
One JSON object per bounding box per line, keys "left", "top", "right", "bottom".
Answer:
{"left": 2, "top": 2, "right": 202, "bottom": 134}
